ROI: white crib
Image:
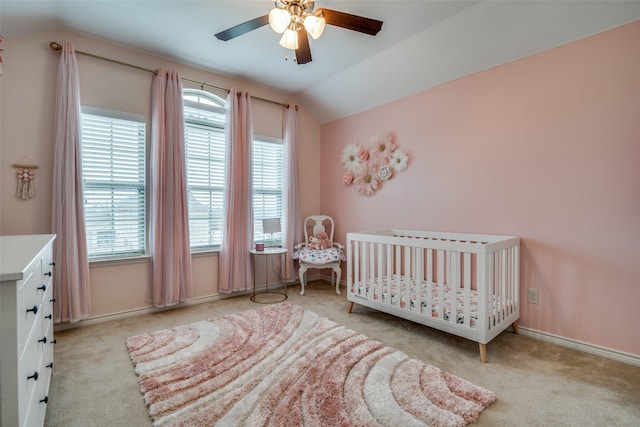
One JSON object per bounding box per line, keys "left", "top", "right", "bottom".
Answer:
{"left": 347, "top": 229, "right": 520, "bottom": 362}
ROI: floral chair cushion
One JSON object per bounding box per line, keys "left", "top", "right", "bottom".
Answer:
{"left": 293, "top": 246, "right": 345, "bottom": 265}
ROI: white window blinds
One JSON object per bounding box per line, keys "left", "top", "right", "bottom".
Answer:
{"left": 80, "top": 109, "right": 146, "bottom": 259}
{"left": 253, "top": 138, "right": 285, "bottom": 243}
{"left": 184, "top": 90, "right": 226, "bottom": 249}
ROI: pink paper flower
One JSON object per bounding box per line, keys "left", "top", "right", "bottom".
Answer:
{"left": 357, "top": 147, "right": 369, "bottom": 161}
{"left": 354, "top": 165, "right": 380, "bottom": 197}
{"left": 371, "top": 131, "right": 396, "bottom": 167}
{"left": 343, "top": 172, "right": 354, "bottom": 185}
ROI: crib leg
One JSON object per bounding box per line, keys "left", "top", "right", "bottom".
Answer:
{"left": 479, "top": 344, "right": 487, "bottom": 363}
{"left": 512, "top": 321, "right": 519, "bottom": 335}
{"left": 348, "top": 301, "right": 354, "bottom": 313}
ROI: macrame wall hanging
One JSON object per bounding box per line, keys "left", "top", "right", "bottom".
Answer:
{"left": 340, "top": 131, "right": 409, "bottom": 197}
{"left": 13, "top": 156, "right": 37, "bottom": 200}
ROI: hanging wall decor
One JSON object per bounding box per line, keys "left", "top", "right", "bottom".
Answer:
{"left": 12, "top": 157, "right": 38, "bottom": 200}
{"left": 340, "top": 131, "right": 409, "bottom": 197}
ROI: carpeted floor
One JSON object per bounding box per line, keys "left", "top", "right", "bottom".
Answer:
{"left": 45, "top": 281, "right": 640, "bottom": 426}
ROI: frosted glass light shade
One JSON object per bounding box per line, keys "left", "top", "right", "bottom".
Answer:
{"left": 304, "top": 14, "right": 326, "bottom": 40}
{"left": 279, "top": 29, "right": 299, "bottom": 50}
{"left": 269, "top": 8, "right": 290, "bottom": 33}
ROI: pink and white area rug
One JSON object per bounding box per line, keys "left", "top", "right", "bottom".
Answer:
{"left": 126, "top": 302, "right": 495, "bottom": 426}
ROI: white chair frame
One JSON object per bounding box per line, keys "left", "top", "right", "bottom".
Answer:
{"left": 295, "top": 215, "right": 344, "bottom": 295}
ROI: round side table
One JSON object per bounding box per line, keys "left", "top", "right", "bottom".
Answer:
{"left": 249, "top": 247, "right": 288, "bottom": 303}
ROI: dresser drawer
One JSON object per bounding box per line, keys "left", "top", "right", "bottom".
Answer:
{"left": 16, "top": 264, "right": 42, "bottom": 357}
{"left": 42, "top": 282, "right": 55, "bottom": 365}
{"left": 27, "top": 334, "right": 53, "bottom": 427}
{"left": 39, "top": 245, "right": 54, "bottom": 304}
{"left": 18, "top": 313, "right": 44, "bottom": 426}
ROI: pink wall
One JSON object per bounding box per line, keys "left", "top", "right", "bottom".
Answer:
{"left": 321, "top": 21, "right": 640, "bottom": 355}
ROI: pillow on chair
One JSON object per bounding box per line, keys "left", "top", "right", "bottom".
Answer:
{"left": 293, "top": 246, "right": 345, "bottom": 265}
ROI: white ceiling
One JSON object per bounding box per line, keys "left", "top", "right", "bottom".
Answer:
{"left": 2, "top": 1, "right": 640, "bottom": 124}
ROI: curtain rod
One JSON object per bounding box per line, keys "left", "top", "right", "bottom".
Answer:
{"left": 49, "top": 41, "right": 297, "bottom": 110}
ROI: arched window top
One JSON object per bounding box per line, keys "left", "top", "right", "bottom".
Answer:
{"left": 183, "top": 88, "right": 225, "bottom": 108}
{"left": 183, "top": 88, "right": 225, "bottom": 126}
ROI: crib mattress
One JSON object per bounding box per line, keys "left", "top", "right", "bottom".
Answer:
{"left": 350, "top": 274, "right": 514, "bottom": 327}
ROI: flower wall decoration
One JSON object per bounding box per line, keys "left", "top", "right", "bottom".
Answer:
{"left": 341, "top": 131, "right": 409, "bottom": 197}
{"left": 12, "top": 156, "right": 38, "bottom": 200}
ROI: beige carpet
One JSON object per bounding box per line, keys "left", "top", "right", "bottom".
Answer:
{"left": 45, "top": 281, "right": 640, "bottom": 426}
{"left": 126, "top": 302, "right": 495, "bottom": 426}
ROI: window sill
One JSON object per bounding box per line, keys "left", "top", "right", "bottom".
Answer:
{"left": 89, "top": 250, "right": 220, "bottom": 267}
{"left": 89, "top": 255, "right": 150, "bottom": 267}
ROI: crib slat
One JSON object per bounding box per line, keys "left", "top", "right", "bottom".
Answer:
{"left": 463, "top": 252, "right": 471, "bottom": 328}
{"left": 385, "top": 244, "right": 392, "bottom": 303}
{"left": 415, "top": 247, "right": 423, "bottom": 313}
{"left": 353, "top": 240, "right": 359, "bottom": 295}
{"left": 376, "top": 242, "right": 383, "bottom": 303}
{"left": 403, "top": 245, "right": 411, "bottom": 309}
{"left": 479, "top": 253, "right": 492, "bottom": 331}
{"left": 437, "top": 249, "right": 445, "bottom": 321}
{"left": 369, "top": 242, "right": 375, "bottom": 299}
{"left": 426, "top": 248, "right": 433, "bottom": 318}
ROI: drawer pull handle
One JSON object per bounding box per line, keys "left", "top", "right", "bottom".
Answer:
{"left": 50, "top": 297, "right": 57, "bottom": 303}
{"left": 40, "top": 396, "right": 48, "bottom": 404}
{"left": 38, "top": 337, "right": 47, "bottom": 344}
{"left": 46, "top": 314, "right": 53, "bottom": 319}
{"left": 44, "top": 271, "right": 52, "bottom": 277}
{"left": 27, "top": 305, "right": 38, "bottom": 314}
{"left": 50, "top": 261, "right": 56, "bottom": 266}
{"left": 51, "top": 339, "right": 57, "bottom": 344}
{"left": 37, "top": 284, "right": 47, "bottom": 291}
{"left": 27, "top": 371, "right": 39, "bottom": 381}
{"left": 47, "top": 363, "right": 54, "bottom": 369}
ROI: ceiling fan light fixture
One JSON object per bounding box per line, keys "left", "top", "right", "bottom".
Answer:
{"left": 269, "top": 7, "right": 290, "bottom": 33}
{"left": 279, "top": 29, "right": 299, "bottom": 50}
{"left": 304, "top": 13, "right": 325, "bottom": 40}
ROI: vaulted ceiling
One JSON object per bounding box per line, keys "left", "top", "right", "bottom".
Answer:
{"left": 3, "top": 1, "right": 640, "bottom": 123}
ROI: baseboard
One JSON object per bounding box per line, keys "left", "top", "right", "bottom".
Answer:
{"left": 54, "top": 275, "right": 339, "bottom": 332}
{"left": 519, "top": 326, "right": 640, "bottom": 367}
{"left": 53, "top": 282, "right": 292, "bottom": 332}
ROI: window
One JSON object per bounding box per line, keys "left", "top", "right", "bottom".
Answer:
{"left": 81, "top": 108, "right": 146, "bottom": 259}
{"left": 183, "top": 89, "right": 226, "bottom": 250}
{"left": 253, "top": 137, "right": 285, "bottom": 244}
{"left": 183, "top": 89, "right": 285, "bottom": 249}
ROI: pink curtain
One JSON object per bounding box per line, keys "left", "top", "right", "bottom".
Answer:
{"left": 51, "top": 42, "right": 91, "bottom": 323}
{"left": 283, "top": 104, "right": 301, "bottom": 280}
{"left": 219, "top": 89, "right": 254, "bottom": 293}
{"left": 149, "top": 69, "right": 193, "bottom": 307}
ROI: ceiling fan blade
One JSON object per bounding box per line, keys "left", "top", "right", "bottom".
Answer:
{"left": 317, "top": 8, "right": 383, "bottom": 36}
{"left": 215, "top": 15, "right": 270, "bottom": 41}
{"left": 296, "top": 28, "right": 312, "bottom": 64}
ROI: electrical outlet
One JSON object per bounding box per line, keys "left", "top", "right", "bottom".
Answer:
{"left": 527, "top": 288, "right": 539, "bottom": 304}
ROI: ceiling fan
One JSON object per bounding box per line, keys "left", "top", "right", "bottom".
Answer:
{"left": 214, "top": 0, "right": 383, "bottom": 65}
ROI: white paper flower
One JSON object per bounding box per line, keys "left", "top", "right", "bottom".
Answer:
{"left": 390, "top": 149, "right": 409, "bottom": 172}
{"left": 340, "top": 143, "right": 363, "bottom": 173}
{"left": 378, "top": 165, "right": 392, "bottom": 181}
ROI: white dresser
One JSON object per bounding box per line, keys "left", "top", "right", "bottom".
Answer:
{"left": 0, "top": 235, "right": 56, "bottom": 427}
